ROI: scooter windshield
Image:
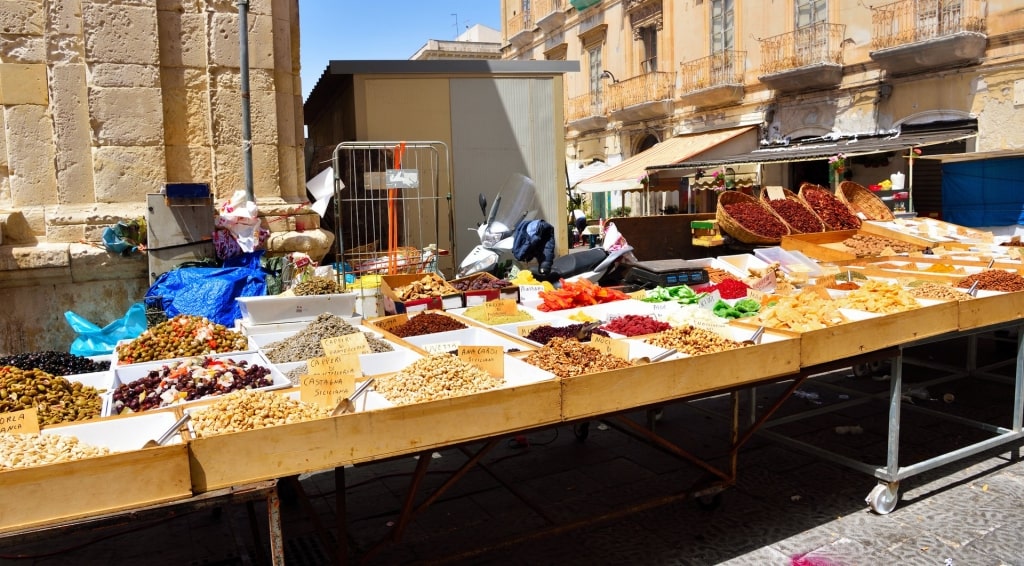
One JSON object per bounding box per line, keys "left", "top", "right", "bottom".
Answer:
{"left": 491, "top": 174, "right": 539, "bottom": 233}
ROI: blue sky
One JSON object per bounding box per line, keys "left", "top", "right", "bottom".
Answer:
{"left": 298, "top": 0, "right": 501, "bottom": 100}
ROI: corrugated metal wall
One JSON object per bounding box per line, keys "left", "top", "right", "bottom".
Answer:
{"left": 449, "top": 77, "right": 562, "bottom": 263}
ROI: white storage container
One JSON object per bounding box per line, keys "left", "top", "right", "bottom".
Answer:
{"left": 236, "top": 293, "right": 357, "bottom": 324}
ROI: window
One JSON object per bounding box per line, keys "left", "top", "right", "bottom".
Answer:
{"left": 710, "top": 0, "right": 734, "bottom": 53}
{"left": 589, "top": 45, "right": 603, "bottom": 111}
{"left": 640, "top": 26, "right": 658, "bottom": 72}
{"left": 795, "top": 0, "right": 827, "bottom": 28}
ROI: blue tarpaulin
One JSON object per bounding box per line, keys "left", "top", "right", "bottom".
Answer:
{"left": 942, "top": 157, "right": 1024, "bottom": 227}
{"left": 145, "top": 252, "right": 266, "bottom": 326}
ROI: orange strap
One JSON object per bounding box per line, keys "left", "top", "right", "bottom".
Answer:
{"left": 387, "top": 142, "right": 406, "bottom": 274}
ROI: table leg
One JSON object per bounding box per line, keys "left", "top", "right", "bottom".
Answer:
{"left": 267, "top": 484, "right": 285, "bottom": 565}
{"left": 336, "top": 466, "right": 347, "bottom": 566}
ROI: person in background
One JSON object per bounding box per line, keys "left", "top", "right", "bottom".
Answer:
{"left": 571, "top": 208, "right": 587, "bottom": 246}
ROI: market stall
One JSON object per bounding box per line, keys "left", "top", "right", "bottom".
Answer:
{"left": 2, "top": 208, "right": 1024, "bottom": 561}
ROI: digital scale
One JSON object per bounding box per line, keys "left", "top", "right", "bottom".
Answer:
{"left": 624, "top": 259, "right": 710, "bottom": 288}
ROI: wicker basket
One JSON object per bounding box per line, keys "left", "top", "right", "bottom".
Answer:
{"left": 837, "top": 181, "right": 896, "bottom": 221}
{"left": 759, "top": 187, "right": 827, "bottom": 234}
{"left": 716, "top": 190, "right": 791, "bottom": 245}
{"left": 798, "top": 183, "right": 863, "bottom": 231}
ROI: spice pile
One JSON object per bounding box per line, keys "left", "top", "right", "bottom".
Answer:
{"left": 765, "top": 197, "right": 824, "bottom": 233}
{"left": 388, "top": 312, "right": 467, "bottom": 338}
{"left": 723, "top": 202, "right": 788, "bottom": 239}
{"left": 703, "top": 278, "right": 750, "bottom": 299}
{"left": 801, "top": 187, "right": 861, "bottom": 230}
{"left": 837, "top": 280, "right": 920, "bottom": 314}
{"left": 908, "top": 282, "right": 972, "bottom": 301}
{"left": 840, "top": 234, "right": 923, "bottom": 256}
{"left": 459, "top": 304, "right": 534, "bottom": 325}
{"left": 263, "top": 313, "right": 393, "bottom": 363}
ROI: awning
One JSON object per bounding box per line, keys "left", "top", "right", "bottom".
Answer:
{"left": 647, "top": 127, "right": 977, "bottom": 171}
{"left": 567, "top": 160, "right": 612, "bottom": 188}
{"left": 918, "top": 149, "right": 1024, "bottom": 164}
{"left": 576, "top": 126, "right": 757, "bottom": 193}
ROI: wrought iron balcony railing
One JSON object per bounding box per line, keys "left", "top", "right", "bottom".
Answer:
{"left": 871, "top": 0, "right": 985, "bottom": 50}
{"left": 679, "top": 50, "right": 746, "bottom": 93}
{"left": 605, "top": 71, "right": 675, "bottom": 112}
{"left": 566, "top": 92, "right": 604, "bottom": 122}
{"left": 759, "top": 22, "right": 846, "bottom": 75}
{"left": 506, "top": 11, "right": 533, "bottom": 38}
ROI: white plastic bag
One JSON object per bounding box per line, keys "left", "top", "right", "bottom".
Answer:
{"left": 215, "top": 190, "right": 262, "bottom": 253}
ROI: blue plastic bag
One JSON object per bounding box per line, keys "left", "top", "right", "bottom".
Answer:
{"left": 146, "top": 252, "right": 266, "bottom": 326}
{"left": 65, "top": 303, "right": 148, "bottom": 356}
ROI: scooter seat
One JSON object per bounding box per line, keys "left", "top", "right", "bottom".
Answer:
{"left": 533, "top": 248, "right": 608, "bottom": 282}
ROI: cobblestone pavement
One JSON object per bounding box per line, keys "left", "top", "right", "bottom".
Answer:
{"left": 3, "top": 336, "right": 1023, "bottom": 565}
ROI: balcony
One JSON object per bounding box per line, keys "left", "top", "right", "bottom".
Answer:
{"left": 758, "top": 22, "right": 846, "bottom": 93}
{"left": 566, "top": 92, "right": 608, "bottom": 133}
{"left": 869, "top": 0, "right": 986, "bottom": 75}
{"left": 606, "top": 71, "right": 675, "bottom": 123}
{"left": 678, "top": 51, "right": 746, "bottom": 108}
{"left": 506, "top": 12, "right": 535, "bottom": 49}
{"left": 534, "top": 0, "right": 566, "bottom": 33}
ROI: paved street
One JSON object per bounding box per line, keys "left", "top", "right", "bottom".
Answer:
{"left": 3, "top": 334, "right": 1023, "bottom": 565}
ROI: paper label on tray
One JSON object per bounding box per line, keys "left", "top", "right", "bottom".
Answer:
{"left": 321, "top": 333, "right": 371, "bottom": 356}
{"left": 0, "top": 408, "right": 39, "bottom": 435}
{"left": 651, "top": 301, "right": 670, "bottom": 313}
{"left": 422, "top": 341, "right": 460, "bottom": 355}
{"left": 688, "top": 320, "right": 732, "bottom": 340}
{"left": 301, "top": 356, "right": 359, "bottom": 409}
{"left": 485, "top": 299, "right": 518, "bottom": 318}
{"left": 518, "top": 285, "right": 544, "bottom": 300}
{"left": 751, "top": 270, "right": 777, "bottom": 292}
{"left": 746, "top": 288, "right": 767, "bottom": 303}
{"left": 307, "top": 354, "right": 363, "bottom": 376}
{"left": 372, "top": 314, "right": 408, "bottom": 334}
{"left": 465, "top": 294, "right": 487, "bottom": 307}
{"left": 517, "top": 323, "right": 548, "bottom": 337}
{"left": 765, "top": 186, "right": 786, "bottom": 201}
{"left": 458, "top": 345, "right": 504, "bottom": 378}
{"left": 590, "top": 334, "right": 630, "bottom": 360}
{"left": 698, "top": 290, "right": 721, "bottom": 310}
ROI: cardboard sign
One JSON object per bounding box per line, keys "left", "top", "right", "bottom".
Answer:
{"left": 518, "top": 284, "right": 544, "bottom": 301}
{"left": 628, "top": 290, "right": 647, "bottom": 300}
{"left": 765, "top": 186, "right": 786, "bottom": 201}
{"left": 517, "top": 323, "right": 548, "bottom": 338}
{"left": 590, "top": 333, "right": 630, "bottom": 360}
{"left": 300, "top": 355, "right": 359, "bottom": 409}
{"left": 689, "top": 320, "right": 734, "bottom": 340}
{"left": 484, "top": 299, "right": 518, "bottom": 319}
{"left": 746, "top": 288, "right": 767, "bottom": 303}
{"left": 0, "top": 408, "right": 39, "bottom": 435}
{"left": 422, "top": 341, "right": 460, "bottom": 355}
{"left": 372, "top": 314, "right": 408, "bottom": 334}
{"left": 458, "top": 345, "right": 504, "bottom": 377}
{"left": 321, "top": 333, "right": 371, "bottom": 356}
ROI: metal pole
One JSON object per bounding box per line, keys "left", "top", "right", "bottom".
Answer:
{"left": 237, "top": 0, "right": 255, "bottom": 203}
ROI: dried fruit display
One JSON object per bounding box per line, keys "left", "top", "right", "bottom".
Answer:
{"left": 389, "top": 312, "right": 467, "bottom": 338}
{"left": 957, "top": 270, "right": 1024, "bottom": 292}
{"left": 393, "top": 275, "right": 459, "bottom": 301}
{"left": 765, "top": 198, "right": 824, "bottom": 233}
{"left": 111, "top": 356, "right": 274, "bottom": 414}
{"left": 1, "top": 433, "right": 111, "bottom": 470}
{"left": 523, "top": 337, "right": 632, "bottom": 378}
{"left": 0, "top": 351, "right": 109, "bottom": 376}
{"left": 536, "top": 279, "right": 628, "bottom": 311}
{"left": 840, "top": 234, "right": 923, "bottom": 257}
{"left": 292, "top": 277, "right": 346, "bottom": 296}
{"left": 375, "top": 354, "right": 502, "bottom": 405}
{"left": 644, "top": 326, "right": 747, "bottom": 356}
{"left": 837, "top": 280, "right": 920, "bottom": 314}
{"left": 190, "top": 390, "right": 331, "bottom": 437}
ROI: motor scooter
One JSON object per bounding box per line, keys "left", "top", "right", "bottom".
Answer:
{"left": 456, "top": 174, "right": 538, "bottom": 278}
{"left": 531, "top": 220, "right": 636, "bottom": 286}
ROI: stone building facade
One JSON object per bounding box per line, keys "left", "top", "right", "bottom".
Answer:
{"left": 0, "top": 0, "right": 309, "bottom": 353}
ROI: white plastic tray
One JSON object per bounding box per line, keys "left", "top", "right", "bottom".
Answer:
{"left": 42, "top": 411, "right": 185, "bottom": 451}
{"left": 401, "top": 327, "right": 533, "bottom": 354}
{"left": 236, "top": 293, "right": 357, "bottom": 324}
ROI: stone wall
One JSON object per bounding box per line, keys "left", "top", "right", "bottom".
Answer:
{"left": 0, "top": 0, "right": 315, "bottom": 354}
{"left": 0, "top": 0, "right": 306, "bottom": 241}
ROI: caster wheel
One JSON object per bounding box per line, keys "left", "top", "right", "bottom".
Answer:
{"left": 573, "top": 422, "right": 590, "bottom": 442}
{"left": 695, "top": 492, "right": 723, "bottom": 511}
{"left": 866, "top": 482, "right": 899, "bottom": 514}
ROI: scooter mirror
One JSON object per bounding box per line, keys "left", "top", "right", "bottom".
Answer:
{"left": 478, "top": 193, "right": 488, "bottom": 217}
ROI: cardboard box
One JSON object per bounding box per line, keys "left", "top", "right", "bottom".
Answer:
{"left": 380, "top": 273, "right": 464, "bottom": 315}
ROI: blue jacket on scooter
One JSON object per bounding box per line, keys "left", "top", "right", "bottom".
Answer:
{"left": 512, "top": 219, "right": 555, "bottom": 275}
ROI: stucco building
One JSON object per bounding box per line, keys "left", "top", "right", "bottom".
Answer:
{"left": 501, "top": 0, "right": 1024, "bottom": 220}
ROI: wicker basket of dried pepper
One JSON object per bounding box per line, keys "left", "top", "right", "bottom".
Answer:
{"left": 759, "top": 187, "right": 827, "bottom": 234}
{"left": 716, "top": 190, "right": 791, "bottom": 245}
{"left": 798, "top": 183, "right": 862, "bottom": 231}
{"left": 837, "top": 181, "right": 895, "bottom": 221}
